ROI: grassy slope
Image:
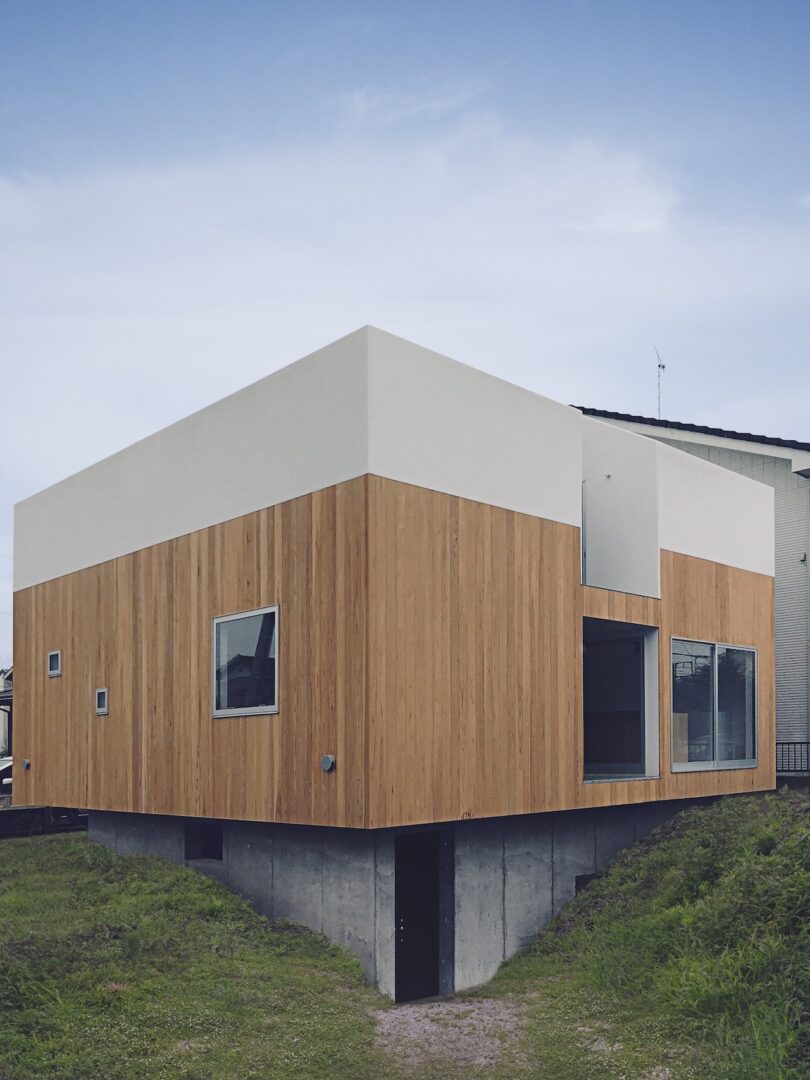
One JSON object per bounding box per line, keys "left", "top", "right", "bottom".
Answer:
{"left": 489, "top": 789, "right": 810, "bottom": 1080}
{"left": 0, "top": 834, "right": 385, "bottom": 1080}
{"left": 1, "top": 792, "right": 808, "bottom": 1080}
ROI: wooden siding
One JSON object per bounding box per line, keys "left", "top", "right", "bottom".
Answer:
{"left": 13, "top": 478, "right": 368, "bottom": 827}
{"left": 13, "top": 475, "right": 775, "bottom": 829}
{"left": 365, "top": 477, "right": 775, "bottom": 827}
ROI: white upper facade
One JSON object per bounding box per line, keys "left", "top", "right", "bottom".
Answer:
{"left": 14, "top": 327, "right": 774, "bottom": 593}
{"left": 14, "top": 327, "right": 582, "bottom": 590}
{"left": 582, "top": 418, "right": 775, "bottom": 595}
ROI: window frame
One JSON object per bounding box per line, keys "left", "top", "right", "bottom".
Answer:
{"left": 47, "top": 650, "right": 62, "bottom": 678}
{"left": 211, "top": 604, "right": 279, "bottom": 718}
{"left": 95, "top": 687, "right": 109, "bottom": 716}
{"left": 582, "top": 617, "right": 660, "bottom": 784}
{"left": 670, "top": 636, "right": 757, "bottom": 772}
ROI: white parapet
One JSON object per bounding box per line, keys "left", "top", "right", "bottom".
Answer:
{"left": 656, "top": 440, "right": 775, "bottom": 577}
{"left": 14, "top": 327, "right": 584, "bottom": 590}
{"left": 582, "top": 416, "right": 775, "bottom": 596}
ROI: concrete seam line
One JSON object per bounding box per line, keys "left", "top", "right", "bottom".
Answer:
{"left": 550, "top": 817, "right": 555, "bottom": 916}
{"left": 596, "top": 812, "right": 604, "bottom": 868}
{"left": 269, "top": 827, "right": 274, "bottom": 917}
{"left": 372, "top": 836, "right": 377, "bottom": 985}
{"left": 501, "top": 823, "right": 506, "bottom": 963}
{"left": 320, "top": 830, "right": 325, "bottom": 935}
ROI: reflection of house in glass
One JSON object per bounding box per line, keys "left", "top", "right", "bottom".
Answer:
{"left": 214, "top": 608, "right": 277, "bottom": 715}
{"left": 672, "top": 639, "right": 756, "bottom": 769}
{"left": 217, "top": 653, "right": 276, "bottom": 710}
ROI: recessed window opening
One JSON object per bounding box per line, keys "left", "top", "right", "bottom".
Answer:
{"left": 95, "top": 688, "right": 108, "bottom": 715}
{"left": 672, "top": 639, "right": 756, "bottom": 770}
{"left": 583, "top": 617, "right": 659, "bottom": 781}
{"left": 575, "top": 873, "right": 598, "bottom": 895}
{"left": 213, "top": 605, "right": 278, "bottom": 717}
{"left": 47, "top": 651, "right": 61, "bottom": 678}
{"left": 184, "top": 821, "right": 223, "bottom": 861}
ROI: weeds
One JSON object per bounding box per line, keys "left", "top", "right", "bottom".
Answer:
{"left": 0, "top": 834, "right": 384, "bottom": 1080}
{"left": 515, "top": 791, "right": 810, "bottom": 1079}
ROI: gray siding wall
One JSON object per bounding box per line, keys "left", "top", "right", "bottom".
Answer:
{"left": 657, "top": 439, "right": 810, "bottom": 742}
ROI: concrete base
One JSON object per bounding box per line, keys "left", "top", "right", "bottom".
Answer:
{"left": 89, "top": 797, "right": 700, "bottom": 999}
{"left": 453, "top": 800, "right": 688, "bottom": 990}
{"left": 89, "top": 812, "right": 395, "bottom": 997}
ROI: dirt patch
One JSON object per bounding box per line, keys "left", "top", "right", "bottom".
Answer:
{"left": 374, "top": 998, "right": 525, "bottom": 1073}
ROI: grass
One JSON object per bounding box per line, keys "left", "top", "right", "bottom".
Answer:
{"left": 1, "top": 791, "right": 809, "bottom": 1079}
{"left": 0, "top": 834, "right": 386, "bottom": 1080}
{"left": 488, "top": 788, "right": 810, "bottom": 1080}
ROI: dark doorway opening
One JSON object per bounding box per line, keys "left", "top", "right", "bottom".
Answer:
{"left": 584, "top": 617, "right": 654, "bottom": 780}
{"left": 185, "top": 820, "right": 223, "bottom": 861}
{"left": 395, "top": 831, "right": 453, "bottom": 1002}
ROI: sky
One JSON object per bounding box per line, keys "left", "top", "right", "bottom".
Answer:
{"left": 1, "top": 0, "right": 809, "bottom": 662}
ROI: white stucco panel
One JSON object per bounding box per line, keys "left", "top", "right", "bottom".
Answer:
{"left": 15, "top": 327, "right": 585, "bottom": 591}
{"left": 582, "top": 418, "right": 660, "bottom": 597}
{"left": 657, "top": 442, "right": 775, "bottom": 577}
{"left": 366, "top": 328, "right": 582, "bottom": 529}
{"left": 15, "top": 330, "right": 371, "bottom": 590}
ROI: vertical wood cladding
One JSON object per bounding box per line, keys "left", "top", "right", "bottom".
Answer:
{"left": 13, "top": 478, "right": 368, "bottom": 826}
{"left": 364, "top": 477, "right": 775, "bottom": 827}
{"left": 13, "top": 475, "right": 775, "bottom": 828}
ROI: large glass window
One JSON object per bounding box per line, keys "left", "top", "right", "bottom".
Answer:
{"left": 717, "top": 646, "right": 756, "bottom": 765}
{"left": 213, "top": 606, "right": 278, "bottom": 717}
{"left": 672, "top": 639, "right": 756, "bottom": 770}
{"left": 583, "top": 617, "right": 659, "bottom": 781}
{"left": 671, "top": 640, "right": 714, "bottom": 764}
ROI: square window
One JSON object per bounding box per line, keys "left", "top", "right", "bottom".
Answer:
{"left": 95, "top": 688, "right": 108, "bottom": 716}
{"left": 212, "top": 606, "right": 278, "bottom": 717}
{"left": 47, "top": 651, "right": 61, "bottom": 677}
{"left": 672, "top": 639, "right": 756, "bottom": 770}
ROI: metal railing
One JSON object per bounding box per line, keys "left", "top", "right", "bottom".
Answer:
{"left": 776, "top": 742, "right": 810, "bottom": 775}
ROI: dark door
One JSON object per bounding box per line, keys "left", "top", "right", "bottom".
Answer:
{"left": 395, "top": 832, "right": 440, "bottom": 1002}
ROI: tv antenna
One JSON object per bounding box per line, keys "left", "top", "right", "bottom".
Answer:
{"left": 655, "top": 346, "right": 666, "bottom": 419}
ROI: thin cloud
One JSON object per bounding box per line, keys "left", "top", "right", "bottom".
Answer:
{"left": 1, "top": 105, "right": 809, "bottom": 657}
{"left": 337, "top": 81, "right": 486, "bottom": 127}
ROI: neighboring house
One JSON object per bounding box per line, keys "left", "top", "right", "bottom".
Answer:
{"left": 13, "top": 328, "right": 775, "bottom": 1000}
{"left": 0, "top": 665, "right": 11, "bottom": 756}
{"left": 579, "top": 408, "right": 810, "bottom": 775}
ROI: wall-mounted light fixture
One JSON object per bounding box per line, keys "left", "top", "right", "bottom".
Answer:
{"left": 320, "top": 754, "right": 336, "bottom": 773}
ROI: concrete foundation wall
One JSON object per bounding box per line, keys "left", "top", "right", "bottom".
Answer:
{"left": 90, "top": 797, "right": 700, "bottom": 1000}
{"left": 89, "top": 812, "right": 396, "bottom": 998}
{"left": 452, "top": 799, "right": 694, "bottom": 991}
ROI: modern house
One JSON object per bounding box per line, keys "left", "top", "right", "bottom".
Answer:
{"left": 13, "top": 328, "right": 775, "bottom": 1001}
{"left": 580, "top": 408, "right": 810, "bottom": 775}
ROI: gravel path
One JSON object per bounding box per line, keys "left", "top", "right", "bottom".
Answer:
{"left": 373, "top": 998, "right": 525, "bottom": 1073}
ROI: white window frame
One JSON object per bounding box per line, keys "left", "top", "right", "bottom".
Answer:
{"left": 47, "top": 650, "right": 62, "bottom": 678}
{"left": 212, "top": 605, "right": 279, "bottom": 718}
{"left": 95, "top": 687, "right": 109, "bottom": 716}
{"left": 670, "top": 637, "right": 757, "bottom": 772}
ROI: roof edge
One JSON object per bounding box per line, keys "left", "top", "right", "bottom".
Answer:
{"left": 575, "top": 406, "right": 810, "bottom": 455}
